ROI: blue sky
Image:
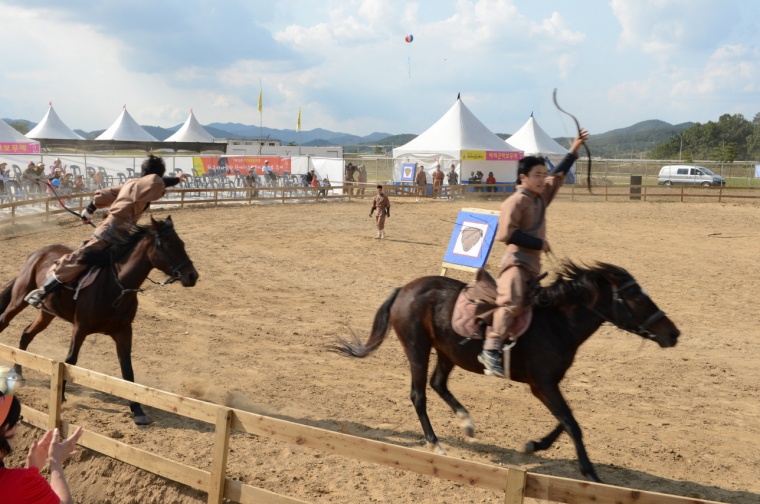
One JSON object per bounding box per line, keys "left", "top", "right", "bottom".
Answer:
{"left": 1, "top": 0, "right": 758, "bottom": 138}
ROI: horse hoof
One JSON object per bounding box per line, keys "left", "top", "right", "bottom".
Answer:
{"left": 523, "top": 441, "right": 536, "bottom": 454}
{"left": 133, "top": 415, "right": 151, "bottom": 425}
{"left": 427, "top": 442, "right": 447, "bottom": 456}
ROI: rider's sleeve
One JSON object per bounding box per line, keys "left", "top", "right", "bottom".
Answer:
{"left": 551, "top": 151, "right": 579, "bottom": 175}
{"left": 92, "top": 186, "right": 121, "bottom": 209}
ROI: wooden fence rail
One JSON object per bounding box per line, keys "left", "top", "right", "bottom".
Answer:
{"left": 0, "top": 183, "right": 753, "bottom": 226}
{"left": 3, "top": 183, "right": 760, "bottom": 228}
{"left": 0, "top": 344, "right": 725, "bottom": 504}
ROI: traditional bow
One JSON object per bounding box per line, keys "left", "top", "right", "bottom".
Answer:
{"left": 553, "top": 89, "right": 592, "bottom": 193}
{"left": 39, "top": 177, "right": 96, "bottom": 227}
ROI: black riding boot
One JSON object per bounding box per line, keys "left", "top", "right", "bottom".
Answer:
{"left": 24, "top": 275, "right": 63, "bottom": 308}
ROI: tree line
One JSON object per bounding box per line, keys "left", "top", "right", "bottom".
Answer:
{"left": 650, "top": 113, "right": 760, "bottom": 162}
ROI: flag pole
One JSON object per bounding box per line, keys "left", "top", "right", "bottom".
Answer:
{"left": 257, "top": 78, "right": 263, "bottom": 155}
{"left": 297, "top": 107, "right": 302, "bottom": 156}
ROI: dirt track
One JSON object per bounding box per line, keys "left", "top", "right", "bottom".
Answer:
{"left": 2, "top": 197, "right": 759, "bottom": 503}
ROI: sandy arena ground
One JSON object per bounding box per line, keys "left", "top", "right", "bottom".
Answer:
{"left": 1, "top": 196, "right": 759, "bottom": 503}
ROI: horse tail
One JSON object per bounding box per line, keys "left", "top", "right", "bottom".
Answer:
{"left": 0, "top": 279, "right": 15, "bottom": 317}
{"left": 333, "top": 287, "right": 401, "bottom": 358}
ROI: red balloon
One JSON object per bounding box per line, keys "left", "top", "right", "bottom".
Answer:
{"left": 405, "top": 34, "right": 414, "bottom": 43}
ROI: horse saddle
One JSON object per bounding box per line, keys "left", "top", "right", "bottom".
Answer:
{"left": 46, "top": 264, "right": 103, "bottom": 297}
{"left": 451, "top": 268, "right": 533, "bottom": 341}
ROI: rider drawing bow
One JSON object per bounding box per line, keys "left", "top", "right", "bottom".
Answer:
{"left": 477, "top": 129, "right": 589, "bottom": 378}
{"left": 25, "top": 156, "right": 186, "bottom": 308}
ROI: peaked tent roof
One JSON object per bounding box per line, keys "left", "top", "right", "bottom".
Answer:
{"left": 96, "top": 108, "right": 158, "bottom": 141}
{"left": 165, "top": 111, "right": 215, "bottom": 142}
{"left": 0, "top": 117, "right": 41, "bottom": 152}
{"left": 26, "top": 105, "right": 84, "bottom": 140}
{"left": 393, "top": 98, "right": 518, "bottom": 159}
{"left": 505, "top": 114, "right": 568, "bottom": 156}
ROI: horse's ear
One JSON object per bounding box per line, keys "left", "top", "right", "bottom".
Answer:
{"left": 165, "top": 215, "right": 173, "bottom": 225}
{"left": 150, "top": 215, "right": 160, "bottom": 229}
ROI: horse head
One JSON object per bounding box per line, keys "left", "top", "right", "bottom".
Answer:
{"left": 597, "top": 263, "right": 680, "bottom": 348}
{"left": 150, "top": 216, "right": 198, "bottom": 287}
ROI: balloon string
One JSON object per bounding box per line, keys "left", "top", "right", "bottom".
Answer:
{"left": 408, "top": 56, "right": 411, "bottom": 79}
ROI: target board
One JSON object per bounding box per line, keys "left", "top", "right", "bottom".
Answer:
{"left": 441, "top": 207, "right": 500, "bottom": 276}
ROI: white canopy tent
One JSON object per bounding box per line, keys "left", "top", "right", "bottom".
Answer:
{"left": 26, "top": 105, "right": 84, "bottom": 140}
{"left": 1, "top": 117, "right": 40, "bottom": 153}
{"left": 96, "top": 107, "right": 158, "bottom": 141}
{"left": 505, "top": 114, "right": 576, "bottom": 181}
{"left": 505, "top": 114, "right": 568, "bottom": 156}
{"left": 165, "top": 110, "right": 215, "bottom": 142}
{"left": 392, "top": 97, "right": 521, "bottom": 186}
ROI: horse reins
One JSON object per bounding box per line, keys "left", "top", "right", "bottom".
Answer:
{"left": 589, "top": 279, "right": 665, "bottom": 340}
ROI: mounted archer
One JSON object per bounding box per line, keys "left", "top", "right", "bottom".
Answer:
{"left": 25, "top": 156, "right": 187, "bottom": 308}
{"left": 478, "top": 129, "right": 589, "bottom": 377}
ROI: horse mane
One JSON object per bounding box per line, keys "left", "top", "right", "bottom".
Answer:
{"left": 539, "top": 260, "right": 630, "bottom": 307}
{"left": 80, "top": 224, "right": 154, "bottom": 268}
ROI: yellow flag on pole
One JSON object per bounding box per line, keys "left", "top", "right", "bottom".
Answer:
{"left": 297, "top": 107, "right": 301, "bottom": 132}
{"left": 257, "top": 87, "right": 262, "bottom": 113}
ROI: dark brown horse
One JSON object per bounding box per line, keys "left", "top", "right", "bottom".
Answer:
{"left": 335, "top": 262, "right": 680, "bottom": 482}
{"left": 0, "top": 216, "right": 198, "bottom": 424}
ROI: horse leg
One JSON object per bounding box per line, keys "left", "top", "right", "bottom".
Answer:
{"left": 530, "top": 382, "right": 601, "bottom": 482}
{"left": 62, "top": 327, "right": 91, "bottom": 403}
{"left": 13, "top": 311, "right": 55, "bottom": 377}
{"left": 112, "top": 327, "right": 149, "bottom": 425}
{"left": 430, "top": 355, "right": 475, "bottom": 438}
{"left": 403, "top": 339, "right": 444, "bottom": 455}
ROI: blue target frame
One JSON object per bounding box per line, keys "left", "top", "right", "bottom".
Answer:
{"left": 442, "top": 210, "right": 499, "bottom": 269}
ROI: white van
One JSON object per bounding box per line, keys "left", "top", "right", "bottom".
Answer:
{"left": 658, "top": 165, "right": 726, "bottom": 187}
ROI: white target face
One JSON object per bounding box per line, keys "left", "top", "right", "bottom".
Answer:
{"left": 452, "top": 220, "right": 488, "bottom": 258}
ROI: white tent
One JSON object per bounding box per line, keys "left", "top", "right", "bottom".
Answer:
{"left": 0, "top": 117, "right": 40, "bottom": 153}
{"left": 505, "top": 114, "right": 568, "bottom": 156}
{"left": 165, "top": 110, "right": 215, "bottom": 142}
{"left": 96, "top": 107, "right": 158, "bottom": 141}
{"left": 26, "top": 105, "right": 84, "bottom": 140}
{"left": 505, "top": 114, "right": 576, "bottom": 182}
{"left": 392, "top": 97, "right": 521, "bottom": 186}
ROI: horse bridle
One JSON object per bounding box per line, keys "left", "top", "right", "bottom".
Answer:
{"left": 591, "top": 279, "right": 665, "bottom": 340}
{"left": 110, "top": 226, "right": 193, "bottom": 307}
{"left": 153, "top": 226, "right": 193, "bottom": 283}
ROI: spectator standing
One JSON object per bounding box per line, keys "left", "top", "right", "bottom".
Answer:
{"left": 432, "top": 163, "right": 445, "bottom": 199}
{"left": 344, "top": 162, "right": 357, "bottom": 196}
{"left": 357, "top": 164, "right": 368, "bottom": 196}
{"left": 369, "top": 185, "right": 391, "bottom": 239}
{"left": 415, "top": 164, "right": 427, "bottom": 201}
{"left": 49, "top": 158, "right": 66, "bottom": 177}
{"left": 0, "top": 392, "right": 85, "bottom": 504}
{"left": 23, "top": 162, "right": 39, "bottom": 194}
{"left": 446, "top": 163, "right": 459, "bottom": 199}
{"left": 245, "top": 168, "right": 259, "bottom": 198}
{"left": 319, "top": 178, "right": 331, "bottom": 197}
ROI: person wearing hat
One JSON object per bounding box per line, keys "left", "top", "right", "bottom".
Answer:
{"left": 24, "top": 155, "right": 187, "bottom": 308}
{"left": 0, "top": 391, "right": 84, "bottom": 504}
{"left": 432, "top": 163, "right": 445, "bottom": 199}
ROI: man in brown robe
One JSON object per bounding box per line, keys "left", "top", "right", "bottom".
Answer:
{"left": 369, "top": 185, "right": 391, "bottom": 239}
{"left": 25, "top": 156, "right": 186, "bottom": 308}
{"left": 478, "top": 130, "right": 588, "bottom": 377}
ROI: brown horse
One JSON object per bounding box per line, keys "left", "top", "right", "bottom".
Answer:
{"left": 335, "top": 261, "right": 680, "bottom": 482}
{"left": 0, "top": 216, "right": 198, "bottom": 424}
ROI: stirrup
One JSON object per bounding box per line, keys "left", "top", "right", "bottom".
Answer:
{"left": 24, "top": 288, "right": 46, "bottom": 308}
{"left": 478, "top": 350, "right": 505, "bottom": 378}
